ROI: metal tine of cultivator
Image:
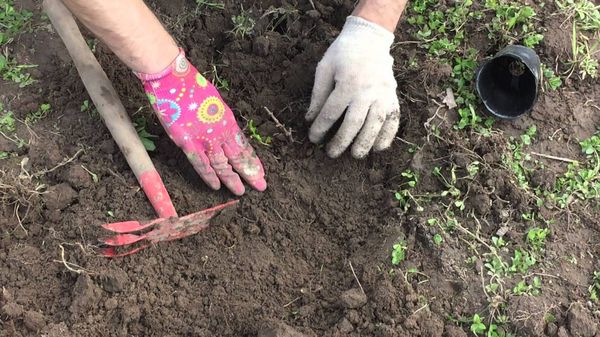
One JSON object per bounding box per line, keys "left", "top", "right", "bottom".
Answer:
{"left": 102, "top": 233, "right": 149, "bottom": 246}
{"left": 102, "top": 218, "right": 165, "bottom": 233}
{"left": 99, "top": 245, "right": 151, "bottom": 258}
{"left": 99, "top": 200, "right": 240, "bottom": 256}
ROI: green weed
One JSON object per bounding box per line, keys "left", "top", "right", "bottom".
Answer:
{"left": 557, "top": 0, "right": 600, "bottom": 79}
{"left": 248, "top": 119, "right": 271, "bottom": 146}
{"left": 195, "top": 0, "right": 225, "bottom": 10}
{"left": 80, "top": 165, "right": 99, "bottom": 183}
{"left": 509, "top": 249, "right": 536, "bottom": 274}
{"left": 547, "top": 131, "right": 600, "bottom": 208}
{"left": 0, "top": 0, "right": 33, "bottom": 46}
{"left": 25, "top": 103, "right": 50, "bottom": 125}
{"left": 80, "top": 99, "right": 98, "bottom": 117}
{"left": 513, "top": 276, "right": 542, "bottom": 296}
{"left": 504, "top": 126, "right": 538, "bottom": 190}
{"left": 261, "top": 5, "right": 299, "bottom": 32}
{"left": 484, "top": 1, "right": 543, "bottom": 47}
{"left": 394, "top": 170, "right": 422, "bottom": 212}
{"left": 391, "top": 241, "right": 407, "bottom": 265}
{"left": 209, "top": 65, "right": 229, "bottom": 91}
{"left": 0, "top": 110, "right": 16, "bottom": 132}
{"left": 590, "top": 271, "right": 600, "bottom": 302}
{"left": 471, "top": 314, "right": 487, "bottom": 335}
{"left": 0, "top": 53, "right": 36, "bottom": 87}
{"left": 134, "top": 116, "right": 158, "bottom": 152}
{"left": 541, "top": 64, "right": 563, "bottom": 90}
{"left": 230, "top": 7, "right": 255, "bottom": 39}
{"left": 556, "top": 0, "right": 600, "bottom": 31}
{"left": 526, "top": 227, "right": 549, "bottom": 254}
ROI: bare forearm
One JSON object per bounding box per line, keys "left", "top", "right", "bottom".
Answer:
{"left": 60, "top": 0, "right": 178, "bottom": 73}
{"left": 353, "top": 0, "right": 408, "bottom": 32}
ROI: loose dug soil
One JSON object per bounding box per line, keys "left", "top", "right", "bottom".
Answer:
{"left": 1, "top": 0, "right": 600, "bottom": 337}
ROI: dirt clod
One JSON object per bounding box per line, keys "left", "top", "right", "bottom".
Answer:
{"left": 258, "top": 322, "right": 309, "bottom": 337}
{"left": 43, "top": 183, "right": 78, "bottom": 210}
{"left": 253, "top": 36, "right": 270, "bottom": 56}
{"left": 69, "top": 274, "right": 103, "bottom": 317}
{"left": 444, "top": 325, "right": 468, "bottom": 337}
{"left": 97, "top": 268, "right": 129, "bottom": 293}
{"left": 23, "top": 310, "right": 46, "bottom": 332}
{"left": 340, "top": 288, "right": 367, "bottom": 309}
{"left": 42, "top": 322, "right": 72, "bottom": 337}
{"left": 568, "top": 303, "right": 597, "bottom": 337}
{"left": 1, "top": 302, "right": 24, "bottom": 318}
{"left": 63, "top": 165, "right": 92, "bottom": 189}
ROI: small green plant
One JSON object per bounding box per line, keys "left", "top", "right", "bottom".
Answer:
{"left": 230, "top": 7, "right": 255, "bottom": 39}
{"left": 509, "top": 249, "right": 537, "bottom": 274}
{"left": 391, "top": 241, "right": 407, "bottom": 265}
{"left": 0, "top": 54, "right": 36, "bottom": 87}
{"left": 542, "top": 64, "right": 563, "bottom": 90}
{"left": 556, "top": 0, "right": 600, "bottom": 31}
{"left": 504, "top": 126, "right": 538, "bottom": 190}
{"left": 209, "top": 65, "right": 229, "bottom": 91}
{"left": 470, "top": 314, "right": 487, "bottom": 335}
{"left": 247, "top": 119, "right": 271, "bottom": 146}
{"left": 0, "top": 0, "right": 33, "bottom": 46}
{"left": 25, "top": 103, "right": 50, "bottom": 125}
{"left": 81, "top": 165, "right": 99, "bottom": 183}
{"left": 527, "top": 227, "right": 549, "bottom": 253}
{"left": 0, "top": 110, "right": 16, "bottom": 132}
{"left": 589, "top": 271, "right": 600, "bottom": 302}
{"left": 548, "top": 131, "right": 600, "bottom": 208}
{"left": 134, "top": 116, "right": 158, "bottom": 151}
{"left": 484, "top": 1, "right": 543, "bottom": 47}
{"left": 394, "top": 170, "right": 422, "bottom": 212}
{"left": 433, "top": 233, "right": 444, "bottom": 246}
{"left": 195, "top": 0, "right": 225, "bottom": 10}
{"left": 80, "top": 99, "right": 98, "bottom": 116}
{"left": 557, "top": 0, "right": 600, "bottom": 79}
{"left": 513, "top": 276, "right": 542, "bottom": 296}
{"left": 261, "top": 5, "right": 299, "bottom": 32}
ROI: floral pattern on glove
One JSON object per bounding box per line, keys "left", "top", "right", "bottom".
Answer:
{"left": 136, "top": 50, "right": 266, "bottom": 195}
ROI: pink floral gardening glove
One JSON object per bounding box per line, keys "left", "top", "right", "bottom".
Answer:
{"left": 135, "top": 50, "right": 267, "bottom": 196}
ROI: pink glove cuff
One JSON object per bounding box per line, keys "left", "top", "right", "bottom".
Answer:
{"left": 133, "top": 48, "right": 188, "bottom": 82}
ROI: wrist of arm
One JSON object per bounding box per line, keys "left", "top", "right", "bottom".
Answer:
{"left": 352, "top": 0, "right": 408, "bottom": 32}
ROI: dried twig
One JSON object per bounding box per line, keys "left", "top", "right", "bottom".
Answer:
{"left": 53, "top": 244, "right": 88, "bottom": 274}
{"left": 349, "top": 260, "right": 365, "bottom": 295}
{"left": 33, "top": 148, "right": 84, "bottom": 178}
{"left": 264, "top": 106, "right": 294, "bottom": 143}
{"left": 530, "top": 152, "right": 579, "bottom": 164}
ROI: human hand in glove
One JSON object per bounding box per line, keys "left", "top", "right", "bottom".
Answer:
{"left": 306, "top": 1, "right": 408, "bottom": 159}
{"left": 136, "top": 50, "right": 266, "bottom": 196}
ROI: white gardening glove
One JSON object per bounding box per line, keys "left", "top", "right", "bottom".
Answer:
{"left": 306, "top": 16, "right": 400, "bottom": 159}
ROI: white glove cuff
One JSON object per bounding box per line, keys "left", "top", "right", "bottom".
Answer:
{"left": 343, "top": 16, "right": 395, "bottom": 47}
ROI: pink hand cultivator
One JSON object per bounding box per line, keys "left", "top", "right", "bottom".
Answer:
{"left": 43, "top": 0, "right": 238, "bottom": 257}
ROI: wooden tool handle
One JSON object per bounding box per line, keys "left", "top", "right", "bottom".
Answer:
{"left": 43, "top": 0, "right": 177, "bottom": 218}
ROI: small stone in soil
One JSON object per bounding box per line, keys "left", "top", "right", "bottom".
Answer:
{"left": 258, "top": 322, "right": 308, "bottom": 337}
{"left": 340, "top": 288, "right": 367, "bottom": 309}
{"left": 23, "top": 310, "right": 46, "bottom": 331}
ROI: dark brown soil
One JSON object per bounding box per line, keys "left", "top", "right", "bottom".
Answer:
{"left": 1, "top": 1, "right": 599, "bottom": 337}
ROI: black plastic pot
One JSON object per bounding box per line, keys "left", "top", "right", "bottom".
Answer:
{"left": 475, "top": 45, "right": 541, "bottom": 120}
